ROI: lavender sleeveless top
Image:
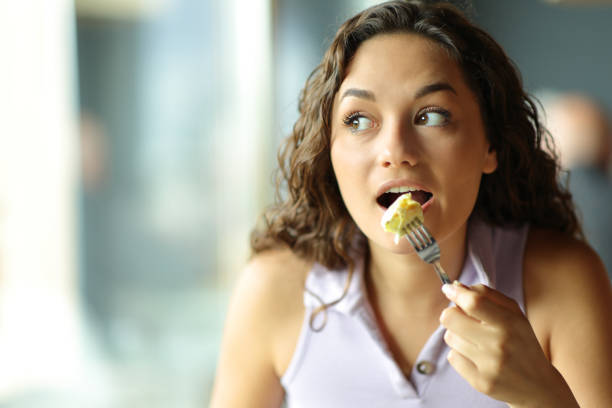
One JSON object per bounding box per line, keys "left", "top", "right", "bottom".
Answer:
{"left": 280, "top": 219, "right": 529, "bottom": 407}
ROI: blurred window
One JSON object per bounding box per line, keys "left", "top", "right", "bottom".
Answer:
{"left": 0, "top": 0, "right": 379, "bottom": 407}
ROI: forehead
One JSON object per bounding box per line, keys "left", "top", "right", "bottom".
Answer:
{"left": 339, "top": 33, "right": 468, "bottom": 97}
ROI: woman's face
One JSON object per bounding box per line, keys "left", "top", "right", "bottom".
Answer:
{"left": 330, "top": 33, "right": 497, "bottom": 253}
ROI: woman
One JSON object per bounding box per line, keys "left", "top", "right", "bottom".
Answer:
{"left": 210, "top": 1, "right": 612, "bottom": 407}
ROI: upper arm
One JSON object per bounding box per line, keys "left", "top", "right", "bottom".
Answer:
{"left": 209, "top": 250, "right": 307, "bottom": 408}
{"left": 524, "top": 231, "right": 612, "bottom": 407}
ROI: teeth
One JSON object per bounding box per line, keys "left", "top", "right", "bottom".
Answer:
{"left": 385, "top": 186, "right": 420, "bottom": 194}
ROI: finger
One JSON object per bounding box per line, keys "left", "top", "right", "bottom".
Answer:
{"left": 442, "top": 282, "right": 511, "bottom": 324}
{"left": 469, "top": 284, "right": 521, "bottom": 312}
{"left": 443, "top": 329, "right": 481, "bottom": 363}
{"left": 439, "top": 305, "right": 488, "bottom": 336}
{"left": 446, "top": 348, "right": 478, "bottom": 382}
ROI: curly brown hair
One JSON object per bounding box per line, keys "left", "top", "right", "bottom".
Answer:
{"left": 251, "top": 0, "right": 581, "bottom": 271}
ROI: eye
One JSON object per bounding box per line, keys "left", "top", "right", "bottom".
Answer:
{"left": 343, "top": 112, "right": 375, "bottom": 133}
{"left": 414, "top": 108, "right": 450, "bottom": 126}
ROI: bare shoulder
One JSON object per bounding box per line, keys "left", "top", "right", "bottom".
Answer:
{"left": 230, "top": 248, "right": 310, "bottom": 365}
{"left": 209, "top": 248, "right": 311, "bottom": 407}
{"left": 523, "top": 228, "right": 611, "bottom": 307}
{"left": 246, "top": 247, "right": 312, "bottom": 289}
{"left": 524, "top": 228, "right": 606, "bottom": 270}
{"left": 523, "top": 228, "right": 612, "bottom": 325}
{"left": 523, "top": 228, "right": 612, "bottom": 406}
{"left": 241, "top": 248, "right": 312, "bottom": 316}
{"left": 229, "top": 247, "right": 311, "bottom": 350}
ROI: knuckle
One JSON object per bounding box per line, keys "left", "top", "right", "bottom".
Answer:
{"left": 489, "top": 356, "right": 505, "bottom": 376}
{"left": 483, "top": 348, "right": 508, "bottom": 380}
{"left": 472, "top": 283, "right": 490, "bottom": 294}
{"left": 461, "top": 292, "right": 482, "bottom": 312}
{"left": 495, "top": 327, "right": 512, "bottom": 350}
{"left": 476, "top": 375, "right": 499, "bottom": 395}
{"left": 443, "top": 329, "right": 453, "bottom": 344}
{"left": 440, "top": 306, "right": 458, "bottom": 325}
{"left": 447, "top": 348, "right": 458, "bottom": 364}
{"left": 490, "top": 335, "right": 510, "bottom": 362}
{"left": 491, "top": 341, "right": 504, "bottom": 359}
{"left": 439, "top": 308, "right": 450, "bottom": 325}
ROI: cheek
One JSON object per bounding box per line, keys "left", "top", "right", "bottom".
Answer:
{"left": 331, "top": 138, "right": 365, "bottom": 183}
{"left": 330, "top": 138, "right": 373, "bottom": 214}
{"left": 435, "top": 141, "right": 488, "bottom": 201}
{"left": 331, "top": 142, "right": 355, "bottom": 197}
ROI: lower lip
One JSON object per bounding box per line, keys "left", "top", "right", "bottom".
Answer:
{"left": 377, "top": 196, "right": 435, "bottom": 213}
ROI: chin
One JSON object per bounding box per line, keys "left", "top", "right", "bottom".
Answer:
{"left": 367, "top": 231, "right": 417, "bottom": 254}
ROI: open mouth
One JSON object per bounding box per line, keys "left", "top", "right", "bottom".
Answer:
{"left": 377, "top": 189, "right": 433, "bottom": 209}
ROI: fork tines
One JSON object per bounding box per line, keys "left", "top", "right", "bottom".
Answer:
{"left": 404, "top": 219, "right": 450, "bottom": 284}
{"left": 406, "top": 219, "right": 435, "bottom": 249}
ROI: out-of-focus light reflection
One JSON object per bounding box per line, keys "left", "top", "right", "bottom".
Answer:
{"left": 213, "top": 0, "right": 275, "bottom": 284}
{"left": 0, "top": 0, "right": 85, "bottom": 400}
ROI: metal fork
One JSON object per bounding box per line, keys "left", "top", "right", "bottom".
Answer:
{"left": 405, "top": 219, "right": 451, "bottom": 284}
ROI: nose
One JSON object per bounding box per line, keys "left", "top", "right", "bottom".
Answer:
{"left": 378, "top": 122, "right": 419, "bottom": 168}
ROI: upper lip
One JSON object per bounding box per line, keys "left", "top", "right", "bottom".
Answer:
{"left": 375, "top": 179, "right": 433, "bottom": 199}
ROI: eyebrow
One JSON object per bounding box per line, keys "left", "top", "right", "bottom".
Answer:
{"left": 414, "top": 82, "right": 457, "bottom": 99}
{"left": 340, "top": 88, "right": 376, "bottom": 101}
{"left": 340, "top": 82, "right": 457, "bottom": 102}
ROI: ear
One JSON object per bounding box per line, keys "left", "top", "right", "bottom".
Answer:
{"left": 482, "top": 146, "right": 497, "bottom": 174}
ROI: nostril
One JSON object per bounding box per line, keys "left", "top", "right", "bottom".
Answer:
{"left": 381, "top": 159, "right": 414, "bottom": 168}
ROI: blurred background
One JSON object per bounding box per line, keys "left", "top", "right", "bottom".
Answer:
{"left": 0, "top": 0, "right": 611, "bottom": 407}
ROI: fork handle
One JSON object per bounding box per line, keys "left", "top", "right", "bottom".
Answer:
{"left": 433, "top": 261, "right": 452, "bottom": 285}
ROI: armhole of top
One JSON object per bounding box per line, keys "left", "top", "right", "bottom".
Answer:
{"left": 516, "top": 224, "right": 531, "bottom": 313}
{"left": 280, "top": 305, "right": 313, "bottom": 389}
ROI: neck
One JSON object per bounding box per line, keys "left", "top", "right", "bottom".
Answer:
{"left": 366, "top": 223, "right": 468, "bottom": 308}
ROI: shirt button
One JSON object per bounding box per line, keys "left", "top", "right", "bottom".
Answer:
{"left": 416, "top": 361, "right": 435, "bottom": 375}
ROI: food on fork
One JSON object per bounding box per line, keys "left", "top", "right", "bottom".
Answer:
{"left": 381, "top": 192, "right": 424, "bottom": 244}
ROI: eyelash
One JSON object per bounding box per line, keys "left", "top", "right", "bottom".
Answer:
{"left": 415, "top": 106, "right": 451, "bottom": 125}
{"left": 342, "top": 111, "right": 365, "bottom": 126}
{"left": 341, "top": 107, "right": 451, "bottom": 129}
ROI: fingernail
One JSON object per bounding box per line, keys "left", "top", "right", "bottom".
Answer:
{"left": 442, "top": 283, "right": 456, "bottom": 298}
